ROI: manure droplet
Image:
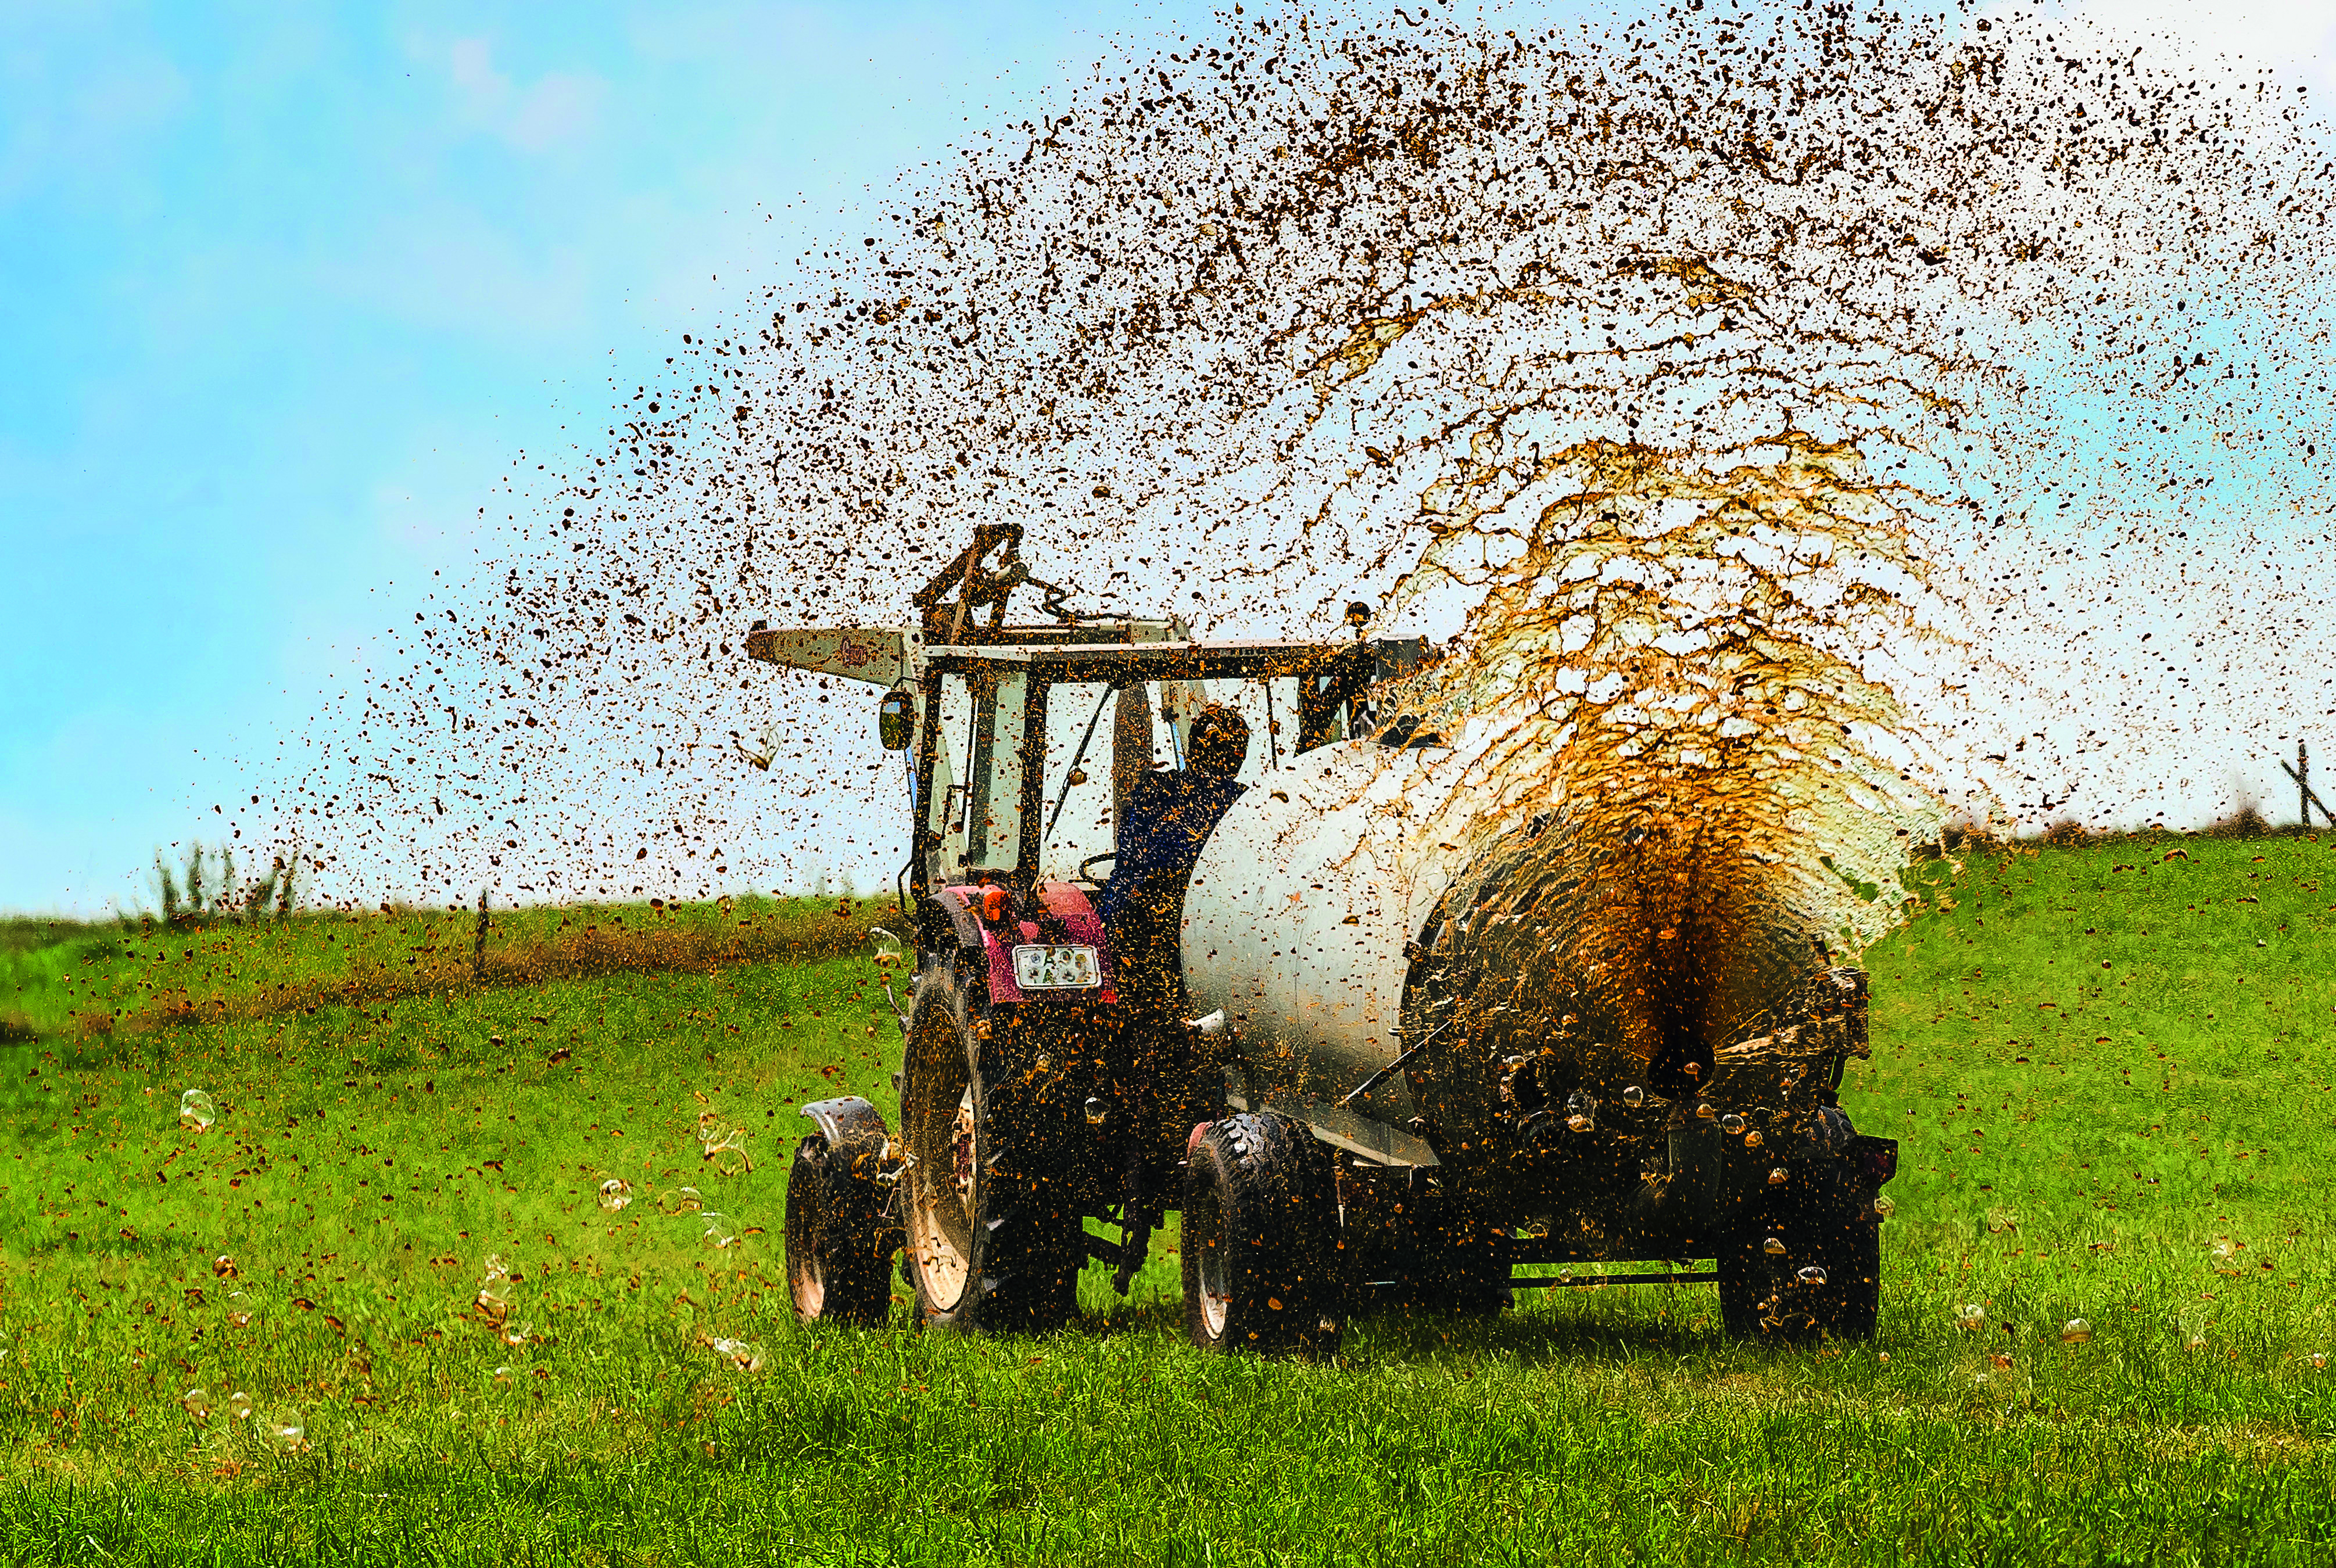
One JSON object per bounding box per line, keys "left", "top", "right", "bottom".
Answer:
{"left": 709, "top": 1337, "right": 767, "bottom": 1372}
{"left": 1956, "top": 1304, "right": 1987, "bottom": 1332}
{"left": 700, "top": 1123, "right": 747, "bottom": 1171}
{"left": 1719, "top": 1113, "right": 1747, "bottom": 1136}
{"left": 182, "top": 1387, "right": 210, "bottom": 1420}
{"left": 598, "top": 1178, "right": 633, "bottom": 1212}
{"left": 475, "top": 1257, "right": 514, "bottom": 1321}
{"left": 1764, "top": 1237, "right": 1787, "bottom": 1256}
{"left": 2061, "top": 1318, "right": 2092, "bottom": 1344}
{"left": 227, "top": 1391, "right": 253, "bottom": 1421}
{"left": 178, "top": 1089, "right": 217, "bottom": 1133}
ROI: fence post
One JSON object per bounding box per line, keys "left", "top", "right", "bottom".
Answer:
{"left": 2280, "top": 744, "right": 2335, "bottom": 831}
{"left": 472, "top": 888, "right": 489, "bottom": 979}
{"left": 2303, "top": 741, "right": 2312, "bottom": 834}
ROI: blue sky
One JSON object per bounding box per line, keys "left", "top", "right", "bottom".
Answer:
{"left": 1, "top": 0, "right": 1200, "bottom": 914}
{"left": 7, "top": 0, "right": 2336, "bottom": 916}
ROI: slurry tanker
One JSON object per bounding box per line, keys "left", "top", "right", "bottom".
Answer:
{"left": 759, "top": 525, "right": 1896, "bottom": 1351}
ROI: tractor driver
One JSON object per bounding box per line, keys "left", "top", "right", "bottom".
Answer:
{"left": 1098, "top": 701, "right": 1251, "bottom": 1021}
{"left": 1094, "top": 699, "right": 1250, "bottom": 1296}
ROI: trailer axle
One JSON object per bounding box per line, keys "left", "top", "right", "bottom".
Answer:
{"left": 1510, "top": 1269, "right": 1721, "bottom": 1289}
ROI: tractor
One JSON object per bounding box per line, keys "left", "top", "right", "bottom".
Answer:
{"left": 755, "top": 524, "right": 1897, "bottom": 1351}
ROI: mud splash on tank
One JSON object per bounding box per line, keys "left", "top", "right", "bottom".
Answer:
{"left": 1339, "top": 224, "right": 1979, "bottom": 1089}
{"left": 1386, "top": 422, "right": 1950, "bottom": 1107}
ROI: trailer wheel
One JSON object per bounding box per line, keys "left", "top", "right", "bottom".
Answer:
{"left": 1719, "top": 1157, "right": 1881, "bottom": 1342}
{"left": 899, "top": 961, "right": 1080, "bottom": 1336}
{"left": 784, "top": 1135, "right": 891, "bottom": 1326}
{"left": 1181, "top": 1113, "right": 1342, "bottom": 1356}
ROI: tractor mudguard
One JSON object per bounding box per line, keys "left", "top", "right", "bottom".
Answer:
{"left": 925, "top": 891, "right": 985, "bottom": 953}
{"left": 801, "top": 1096, "right": 896, "bottom": 1179}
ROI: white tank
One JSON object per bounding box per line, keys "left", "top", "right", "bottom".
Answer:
{"left": 1178, "top": 740, "right": 1476, "bottom": 1165}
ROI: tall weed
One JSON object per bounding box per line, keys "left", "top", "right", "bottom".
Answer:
{"left": 148, "top": 840, "right": 300, "bottom": 927}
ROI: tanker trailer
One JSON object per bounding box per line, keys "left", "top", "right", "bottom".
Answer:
{"left": 1177, "top": 734, "right": 1898, "bottom": 1352}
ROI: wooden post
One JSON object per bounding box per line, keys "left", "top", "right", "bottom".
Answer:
{"left": 472, "top": 887, "right": 489, "bottom": 979}
{"left": 2280, "top": 747, "right": 2336, "bottom": 831}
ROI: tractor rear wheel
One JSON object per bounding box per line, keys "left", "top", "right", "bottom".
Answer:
{"left": 899, "top": 961, "right": 1081, "bottom": 1336}
{"left": 784, "top": 1135, "right": 892, "bottom": 1326}
{"left": 1181, "top": 1112, "right": 1343, "bottom": 1356}
{"left": 1719, "top": 1156, "right": 1881, "bottom": 1341}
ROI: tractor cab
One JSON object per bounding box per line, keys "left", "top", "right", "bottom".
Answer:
{"left": 745, "top": 523, "right": 1432, "bottom": 960}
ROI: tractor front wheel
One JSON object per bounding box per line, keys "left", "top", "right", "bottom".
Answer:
{"left": 783, "top": 1135, "right": 892, "bottom": 1326}
{"left": 899, "top": 961, "right": 1081, "bottom": 1336}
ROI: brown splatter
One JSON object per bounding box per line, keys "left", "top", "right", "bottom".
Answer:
{"left": 235, "top": 5, "right": 2335, "bottom": 930}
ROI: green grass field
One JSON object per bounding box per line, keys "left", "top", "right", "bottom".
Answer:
{"left": 5, "top": 838, "right": 2336, "bottom": 1565}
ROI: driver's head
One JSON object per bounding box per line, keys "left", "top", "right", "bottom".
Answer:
{"left": 1188, "top": 703, "right": 1251, "bottom": 778}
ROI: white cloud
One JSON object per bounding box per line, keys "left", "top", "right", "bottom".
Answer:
{"left": 2065, "top": 0, "right": 2336, "bottom": 88}
{"left": 446, "top": 36, "right": 606, "bottom": 153}
{"left": 2080, "top": 0, "right": 2336, "bottom": 57}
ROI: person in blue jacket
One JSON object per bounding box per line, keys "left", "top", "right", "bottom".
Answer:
{"left": 1098, "top": 701, "right": 1251, "bottom": 1018}
{"left": 1095, "top": 699, "right": 1249, "bottom": 1294}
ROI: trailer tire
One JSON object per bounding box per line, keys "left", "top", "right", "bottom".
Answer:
{"left": 784, "top": 1135, "right": 893, "bottom": 1326}
{"left": 1719, "top": 1156, "right": 1882, "bottom": 1342}
{"left": 899, "top": 959, "right": 1081, "bottom": 1336}
{"left": 1181, "top": 1113, "right": 1342, "bottom": 1357}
